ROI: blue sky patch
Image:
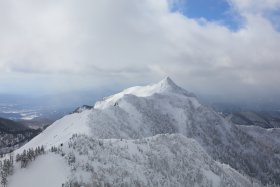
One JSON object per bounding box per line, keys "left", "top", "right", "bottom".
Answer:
{"left": 171, "top": 0, "right": 241, "bottom": 31}
{"left": 264, "top": 10, "right": 280, "bottom": 32}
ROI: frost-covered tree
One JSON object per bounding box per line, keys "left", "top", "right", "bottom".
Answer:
{"left": 0, "top": 171, "right": 7, "bottom": 187}
{"left": 67, "top": 152, "right": 75, "bottom": 165}
{"left": 16, "top": 146, "right": 45, "bottom": 168}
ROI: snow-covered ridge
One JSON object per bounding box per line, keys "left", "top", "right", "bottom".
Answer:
{"left": 12, "top": 77, "right": 280, "bottom": 185}
{"left": 18, "top": 77, "right": 201, "bottom": 151}
{"left": 94, "top": 77, "right": 195, "bottom": 109}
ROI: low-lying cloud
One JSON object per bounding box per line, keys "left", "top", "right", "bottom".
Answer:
{"left": 0, "top": 0, "right": 280, "bottom": 99}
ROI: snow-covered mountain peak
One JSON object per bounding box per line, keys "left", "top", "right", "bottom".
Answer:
{"left": 94, "top": 77, "right": 195, "bottom": 109}
{"left": 156, "top": 76, "right": 195, "bottom": 96}
{"left": 10, "top": 78, "right": 280, "bottom": 185}
{"left": 157, "top": 76, "right": 176, "bottom": 88}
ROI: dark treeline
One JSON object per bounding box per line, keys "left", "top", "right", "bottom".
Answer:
{"left": 0, "top": 146, "right": 45, "bottom": 187}
{"left": 16, "top": 146, "right": 45, "bottom": 168}
{"left": 0, "top": 154, "right": 13, "bottom": 187}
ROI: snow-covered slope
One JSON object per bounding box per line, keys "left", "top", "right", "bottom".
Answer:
{"left": 16, "top": 77, "right": 280, "bottom": 185}
{"left": 94, "top": 77, "right": 196, "bottom": 109}
{"left": 60, "top": 134, "right": 260, "bottom": 187}
{"left": 18, "top": 77, "right": 200, "bottom": 150}
{"left": 17, "top": 111, "right": 92, "bottom": 151}
{"left": 8, "top": 153, "right": 70, "bottom": 187}
{"left": 237, "top": 125, "right": 280, "bottom": 152}
{"left": 227, "top": 111, "right": 280, "bottom": 128}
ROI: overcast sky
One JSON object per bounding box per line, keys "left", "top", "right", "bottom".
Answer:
{"left": 0, "top": 0, "right": 280, "bottom": 100}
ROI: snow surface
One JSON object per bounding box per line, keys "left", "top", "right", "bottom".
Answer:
{"left": 237, "top": 125, "right": 280, "bottom": 151}
{"left": 8, "top": 153, "right": 70, "bottom": 187}
{"left": 94, "top": 77, "right": 196, "bottom": 109}
{"left": 59, "top": 134, "right": 258, "bottom": 187}
{"left": 17, "top": 110, "right": 92, "bottom": 151}
{"left": 19, "top": 77, "right": 200, "bottom": 150}
{"left": 7, "top": 77, "right": 280, "bottom": 186}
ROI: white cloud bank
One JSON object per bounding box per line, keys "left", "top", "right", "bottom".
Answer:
{"left": 0, "top": 0, "right": 280, "bottom": 98}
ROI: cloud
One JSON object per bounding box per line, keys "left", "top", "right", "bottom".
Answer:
{"left": 0, "top": 0, "right": 280, "bottom": 99}
{"left": 229, "top": 0, "right": 280, "bottom": 13}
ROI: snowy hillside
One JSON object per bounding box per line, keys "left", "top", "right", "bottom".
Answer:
{"left": 54, "top": 134, "right": 260, "bottom": 187}
{"left": 8, "top": 153, "right": 70, "bottom": 187}
{"left": 3, "top": 133, "right": 265, "bottom": 187}
{"left": 237, "top": 125, "right": 280, "bottom": 152}
{"left": 227, "top": 111, "right": 280, "bottom": 128}
{"left": 3, "top": 77, "right": 280, "bottom": 186}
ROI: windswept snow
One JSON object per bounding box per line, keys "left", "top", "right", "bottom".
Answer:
{"left": 7, "top": 77, "right": 280, "bottom": 186}
{"left": 60, "top": 134, "right": 259, "bottom": 187}
{"left": 8, "top": 153, "right": 70, "bottom": 187}
{"left": 18, "top": 110, "right": 92, "bottom": 151}
{"left": 94, "top": 77, "right": 196, "bottom": 109}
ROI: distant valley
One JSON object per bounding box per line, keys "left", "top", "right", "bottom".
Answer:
{"left": 0, "top": 117, "right": 41, "bottom": 155}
